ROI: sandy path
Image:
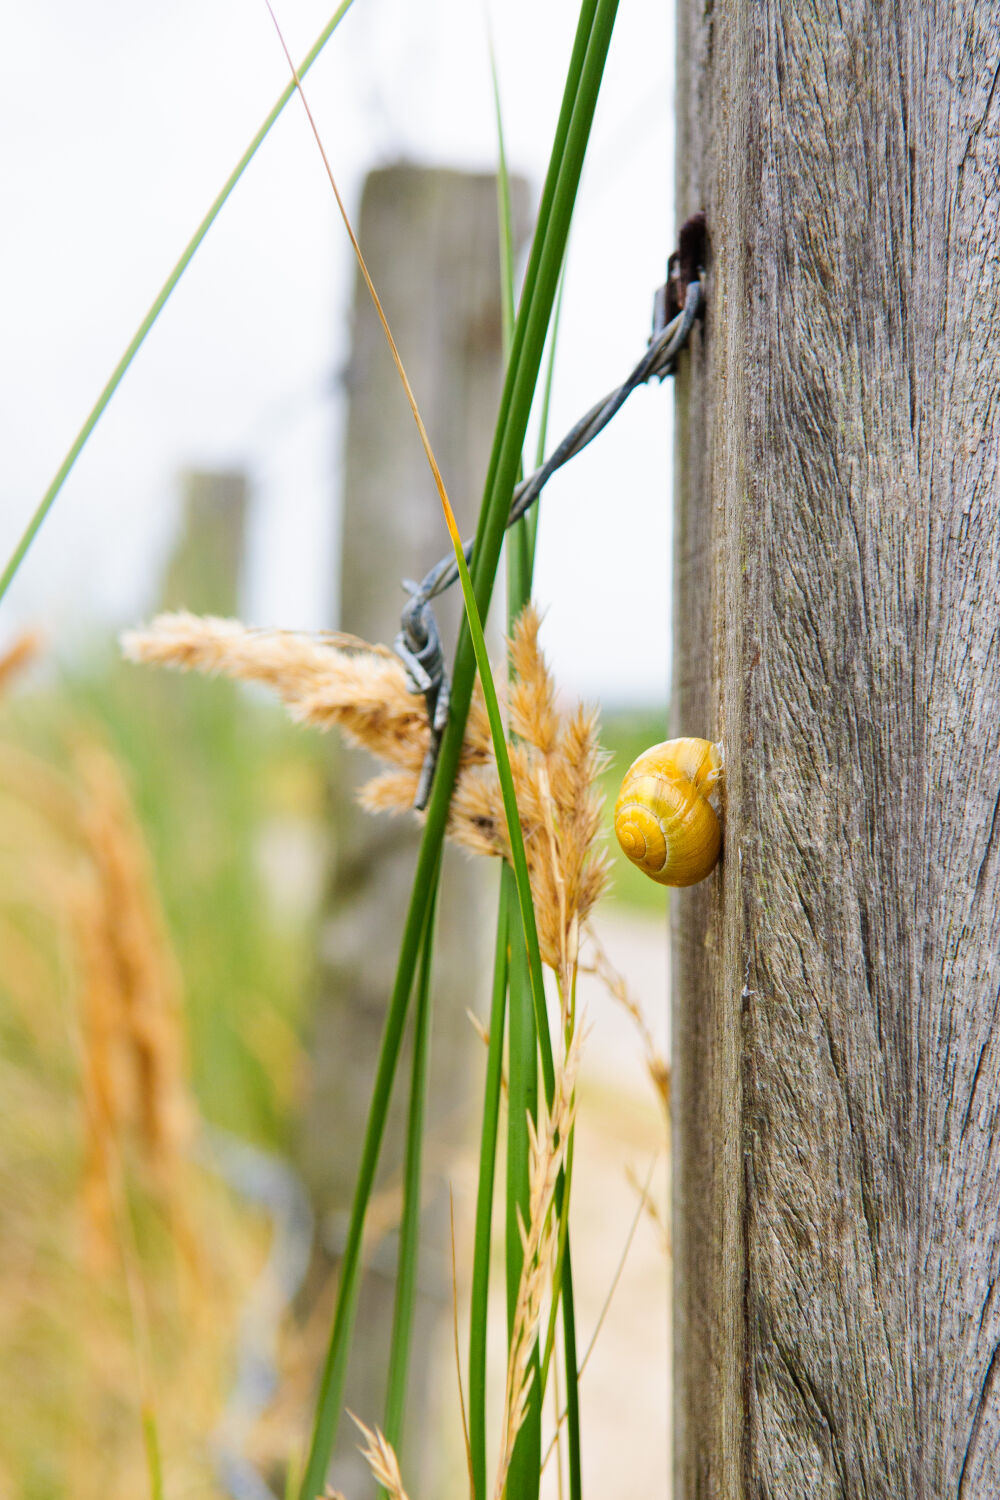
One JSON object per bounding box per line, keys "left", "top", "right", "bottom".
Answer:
{"left": 433, "top": 907, "right": 672, "bottom": 1499}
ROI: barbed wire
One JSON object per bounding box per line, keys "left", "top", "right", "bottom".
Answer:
{"left": 396, "top": 258, "right": 705, "bottom": 810}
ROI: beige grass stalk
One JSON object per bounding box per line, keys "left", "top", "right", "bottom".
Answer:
{"left": 263, "top": 0, "right": 465, "bottom": 569}
{"left": 0, "top": 629, "right": 41, "bottom": 692}
{"left": 121, "top": 614, "right": 480, "bottom": 771}
{"left": 583, "top": 927, "right": 670, "bottom": 1118}
{"left": 466, "top": 1008, "right": 510, "bottom": 1099}
{"left": 494, "top": 1028, "right": 580, "bottom": 1500}
{"left": 625, "top": 1162, "right": 671, "bottom": 1255}
{"left": 440, "top": 606, "right": 609, "bottom": 976}
{"left": 450, "top": 1190, "right": 475, "bottom": 1493}
{"left": 540, "top": 1153, "right": 663, "bottom": 1475}
{"left": 345, "top": 1414, "right": 411, "bottom": 1500}
{"left": 0, "top": 741, "right": 81, "bottom": 833}
{"left": 124, "top": 605, "right": 610, "bottom": 979}
{"left": 0, "top": 721, "right": 273, "bottom": 1493}
{"left": 0, "top": 725, "right": 192, "bottom": 1261}
{"left": 71, "top": 741, "right": 191, "bottom": 1221}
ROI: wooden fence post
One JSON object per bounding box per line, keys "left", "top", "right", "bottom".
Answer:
{"left": 160, "top": 469, "right": 248, "bottom": 616}
{"left": 301, "top": 164, "right": 528, "bottom": 1496}
{"left": 672, "top": 4, "right": 1000, "bottom": 1494}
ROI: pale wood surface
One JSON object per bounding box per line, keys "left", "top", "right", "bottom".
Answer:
{"left": 672, "top": 4, "right": 1000, "bottom": 1495}
{"left": 301, "top": 165, "right": 528, "bottom": 1497}
{"left": 160, "top": 468, "right": 248, "bottom": 616}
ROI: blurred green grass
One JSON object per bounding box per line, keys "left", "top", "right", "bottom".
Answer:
{"left": 3, "top": 652, "right": 668, "bottom": 1153}
{"left": 0, "top": 638, "right": 313, "bottom": 1496}
{"left": 0, "top": 643, "right": 668, "bottom": 1493}
{"left": 3, "top": 648, "right": 329, "bottom": 1150}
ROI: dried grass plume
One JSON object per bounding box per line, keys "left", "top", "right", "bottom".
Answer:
{"left": 494, "top": 1027, "right": 580, "bottom": 1499}
{"left": 0, "top": 629, "right": 42, "bottom": 693}
{"left": 124, "top": 606, "right": 610, "bottom": 973}
{"left": 349, "top": 1414, "right": 411, "bottom": 1500}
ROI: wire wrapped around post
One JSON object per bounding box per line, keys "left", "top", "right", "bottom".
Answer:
{"left": 395, "top": 257, "right": 705, "bottom": 809}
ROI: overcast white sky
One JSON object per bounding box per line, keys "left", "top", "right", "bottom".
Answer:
{"left": 1, "top": 0, "right": 676, "bottom": 704}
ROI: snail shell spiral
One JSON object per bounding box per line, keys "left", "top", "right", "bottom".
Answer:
{"left": 614, "top": 737, "right": 723, "bottom": 887}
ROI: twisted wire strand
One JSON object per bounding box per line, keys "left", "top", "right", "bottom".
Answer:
{"left": 397, "top": 276, "right": 703, "bottom": 808}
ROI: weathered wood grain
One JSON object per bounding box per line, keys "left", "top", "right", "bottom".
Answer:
{"left": 672, "top": 3, "right": 1000, "bottom": 1494}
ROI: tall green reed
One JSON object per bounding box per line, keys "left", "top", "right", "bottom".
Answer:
{"left": 472, "top": 52, "right": 576, "bottom": 1500}
{"left": 300, "top": 4, "right": 619, "bottom": 1495}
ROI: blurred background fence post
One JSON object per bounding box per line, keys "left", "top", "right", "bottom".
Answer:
{"left": 672, "top": 1, "right": 1000, "bottom": 1494}
{"left": 160, "top": 469, "right": 249, "bottom": 616}
{"left": 299, "top": 163, "right": 529, "bottom": 1495}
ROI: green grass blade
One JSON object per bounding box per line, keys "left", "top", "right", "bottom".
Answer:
{"left": 299, "top": 4, "right": 618, "bottom": 1487}
{"left": 469, "top": 869, "right": 512, "bottom": 1500}
{"left": 283, "top": 1451, "right": 301, "bottom": 1500}
{"left": 425, "top": 0, "right": 625, "bottom": 1227}
{"left": 535, "top": 251, "right": 569, "bottom": 473}
{"left": 539, "top": 1123, "right": 575, "bottom": 1392}
{"left": 485, "top": 68, "right": 573, "bottom": 1487}
{"left": 506, "top": 518, "right": 534, "bottom": 639}
{"left": 298, "top": 837, "right": 441, "bottom": 1499}
{"left": 489, "top": 39, "right": 517, "bottom": 361}
{"left": 502, "top": 18, "right": 626, "bottom": 1485}
{"left": 560, "top": 1238, "right": 582, "bottom": 1500}
{"left": 423, "top": 0, "right": 617, "bottom": 862}
{"left": 447, "top": 529, "right": 552, "bottom": 1108}
{"left": 505, "top": 906, "right": 541, "bottom": 1498}
{"left": 517, "top": 233, "right": 569, "bottom": 587}
{"left": 500, "top": 107, "right": 574, "bottom": 1500}
{"left": 468, "top": 0, "right": 600, "bottom": 577}
{"left": 496, "top": 71, "right": 550, "bottom": 1490}
{"left": 451, "top": 491, "right": 577, "bottom": 1500}
{"left": 405, "top": 0, "right": 623, "bottom": 1470}
{"left": 381, "top": 857, "right": 440, "bottom": 1477}
{"left": 485, "top": 12, "right": 617, "bottom": 1496}
{"left": 0, "top": 0, "right": 358, "bottom": 608}
{"left": 449, "top": 480, "right": 549, "bottom": 1500}
{"left": 141, "top": 1408, "right": 164, "bottom": 1500}
{"left": 443, "top": 0, "right": 620, "bottom": 828}
{"left": 489, "top": 33, "right": 533, "bottom": 618}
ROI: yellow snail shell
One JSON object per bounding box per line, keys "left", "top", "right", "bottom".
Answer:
{"left": 614, "top": 737, "right": 723, "bottom": 887}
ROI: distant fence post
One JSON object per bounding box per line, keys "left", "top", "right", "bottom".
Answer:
{"left": 301, "top": 164, "right": 528, "bottom": 1495}
{"left": 672, "top": 4, "right": 1000, "bottom": 1493}
{"left": 160, "top": 469, "right": 248, "bottom": 615}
